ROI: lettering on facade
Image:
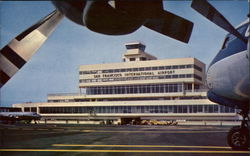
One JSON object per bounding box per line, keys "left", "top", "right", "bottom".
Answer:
{"left": 94, "top": 75, "right": 101, "bottom": 78}
{"left": 91, "top": 70, "right": 175, "bottom": 80}
{"left": 158, "top": 70, "right": 175, "bottom": 75}
{"left": 124, "top": 72, "right": 154, "bottom": 77}
{"left": 103, "top": 74, "right": 122, "bottom": 78}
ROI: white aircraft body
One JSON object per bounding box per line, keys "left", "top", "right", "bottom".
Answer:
{"left": 191, "top": 0, "right": 249, "bottom": 150}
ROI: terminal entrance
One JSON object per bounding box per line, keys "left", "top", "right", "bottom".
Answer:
{"left": 121, "top": 117, "right": 141, "bottom": 125}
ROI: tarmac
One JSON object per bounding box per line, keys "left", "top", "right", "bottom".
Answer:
{"left": 0, "top": 123, "right": 249, "bottom": 156}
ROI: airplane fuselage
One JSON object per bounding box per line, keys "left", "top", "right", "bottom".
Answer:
{"left": 206, "top": 20, "right": 249, "bottom": 110}
{"left": 0, "top": 112, "right": 41, "bottom": 123}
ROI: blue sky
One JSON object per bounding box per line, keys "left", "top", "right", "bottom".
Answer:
{"left": 0, "top": 1, "right": 248, "bottom": 106}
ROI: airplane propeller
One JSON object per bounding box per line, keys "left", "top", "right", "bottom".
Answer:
{"left": 191, "top": 0, "right": 247, "bottom": 43}
{"left": 0, "top": 10, "right": 64, "bottom": 88}
{"left": 144, "top": 11, "right": 193, "bottom": 44}
{"left": 0, "top": 0, "right": 194, "bottom": 88}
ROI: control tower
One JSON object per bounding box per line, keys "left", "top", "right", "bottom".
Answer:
{"left": 122, "top": 42, "right": 157, "bottom": 62}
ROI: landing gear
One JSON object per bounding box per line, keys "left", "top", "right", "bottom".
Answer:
{"left": 227, "top": 110, "right": 249, "bottom": 150}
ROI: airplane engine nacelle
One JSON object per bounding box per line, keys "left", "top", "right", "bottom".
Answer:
{"left": 82, "top": 0, "right": 145, "bottom": 35}
{"left": 52, "top": 0, "right": 163, "bottom": 35}
{"left": 52, "top": 1, "right": 86, "bottom": 26}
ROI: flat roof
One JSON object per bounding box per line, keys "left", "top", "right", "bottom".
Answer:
{"left": 79, "top": 57, "right": 205, "bottom": 71}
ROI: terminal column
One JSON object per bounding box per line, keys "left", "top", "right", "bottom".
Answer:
{"left": 182, "top": 82, "right": 185, "bottom": 94}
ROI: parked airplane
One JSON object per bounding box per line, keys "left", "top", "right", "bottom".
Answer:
{"left": 0, "top": 112, "right": 41, "bottom": 124}
{"left": 191, "top": 0, "right": 249, "bottom": 150}
{"left": 0, "top": 0, "right": 193, "bottom": 88}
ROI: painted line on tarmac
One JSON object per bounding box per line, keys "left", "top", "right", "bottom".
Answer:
{"left": 0, "top": 149, "right": 249, "bottom": 153}
{"left": 67, "top": 129, "right": 81, "bottom": 132}
{"left": 80, "top": 130, "right": 227, "bottom": 133}
{"left": 81, "top": 130, "right": 96, "bottom": 132}
{"left": 140, "top": 127, "right": 230, "bottom": 131}
{"left": 52, "top": 144, "right": 231, "bottom": 149}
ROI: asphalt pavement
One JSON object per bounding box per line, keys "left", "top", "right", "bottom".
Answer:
{"left": 0, "top": 124, "right": 249, "bottom": 156}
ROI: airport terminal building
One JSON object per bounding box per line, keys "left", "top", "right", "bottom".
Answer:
{"left": 13, "top": 42, "right": 238, "bottom": 123}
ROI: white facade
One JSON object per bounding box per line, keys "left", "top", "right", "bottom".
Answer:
{"left": 13, "top": 42, "right": 238, "bottom": 122}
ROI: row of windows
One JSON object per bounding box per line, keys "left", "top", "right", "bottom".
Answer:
{"left": 39, "top": 105, "right": 235, "bottom": 114}
{"left": 86, "top": 83, "right": 184, "bottom": 95}
{"left": 0, "top": 107, "right": 21, "bottom": 112}
{"left": 79, "top": 64, "right": 202, "bottom": 75}
{"left": 48, "top": 96, "right": 208, "bottom": 103}
{"left": 24, "top": 107, "right": 37, "bottom": 112}
{"left": 126, "top": 44, "right": 145, "bottom": 51}
{"left": 80, "top": 74, "right": 202, "bottom": 83}
{"left": 85, "top": 83, "right": 200, "bottom": 95}
{"left": 124, "top": 57, "right": 151, "bottom": 62}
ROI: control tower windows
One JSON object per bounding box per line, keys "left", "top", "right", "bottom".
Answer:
{"left": 126, "top": 43, "right": 145, "bottom": 51}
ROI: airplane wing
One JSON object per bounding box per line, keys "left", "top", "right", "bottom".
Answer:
{"left": 191, "top": 0, "right": 247, "bottom": 43}
{"left": 143, "top": 11, "right": 193, "bottom": 43}
{"left": 0, "top": 10, "right": 64, "bottom": 88}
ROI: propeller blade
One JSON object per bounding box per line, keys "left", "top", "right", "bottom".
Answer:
{"left": 0, "top": 10, "right": 63, "bottom": 88}
{"left": 191, "top": 0, "right": 247, "bottom": 43}
{"left": 144, "top": 11, "right": 193, "bottom": 43}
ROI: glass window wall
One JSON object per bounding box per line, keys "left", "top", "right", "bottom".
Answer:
{"left": 39, "top": 105, "right": 235, "bottom": 114}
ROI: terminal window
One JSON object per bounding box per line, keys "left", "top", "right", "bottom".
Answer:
{"left": 39, "top": 105, "right": 235, "bottom": 114}
{"left": 85, "top": 83, "right": 184, "bottom": 95}
{"left": 79, "top": 64, "right": 202, "bottom": 75}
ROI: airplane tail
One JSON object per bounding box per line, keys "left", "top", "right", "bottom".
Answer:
{"left": 143, "top": 11, "right": 193, "bottom": 43}
{"left": 0, "top": 10, "right": 64, "bottom": 88}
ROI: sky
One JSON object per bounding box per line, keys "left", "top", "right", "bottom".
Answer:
{"left": 0, "top": 1, "right": 249, "bottom": 107}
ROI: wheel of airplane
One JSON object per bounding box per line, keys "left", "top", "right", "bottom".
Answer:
{"left": 227, "top": 126, "right": 249, "bottom": 150}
